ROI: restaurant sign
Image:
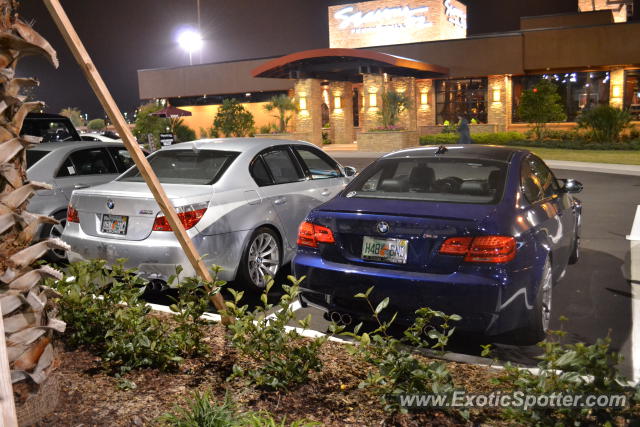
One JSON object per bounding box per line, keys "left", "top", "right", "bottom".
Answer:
{"left": 329, "top": 0, "right": 467, "bottom": 49}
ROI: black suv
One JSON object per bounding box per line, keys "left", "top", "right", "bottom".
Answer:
{"left": 21, "top": 112, "right": 81, "bottom": 142}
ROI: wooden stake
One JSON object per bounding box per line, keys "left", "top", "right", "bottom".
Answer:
{"left": 42, "top": 0, "right": 230, "bottom": 322}
{"left": 0, "top": 306, "right": 18, "bottom": 427}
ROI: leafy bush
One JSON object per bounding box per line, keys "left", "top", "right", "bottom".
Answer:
{"left": 258, "top": 123, "right": 279, "bottom": 134}
{"left": 174, "top": 121, "right": 196, "bottom": 142}
{"left": 133, "top": 102, "right": 166, "bottom": 145}
{"left": 518, "top": 79, "right": 567, "bottom": 140}
{"left": 160, "top": 391, "right": 320, "bottom": 426}
{"left": 224, "top": 277, "right": 326, "bottom": 390}
{"left": 419, "top": 132, "right": 640, "bottom": 150}
{"left": 87, "top": 118, "right": 106, "bottom": 131}
{"left": 342, "top": 287, "right": 461, "bottom": 414}
{"left": 577, "top": 105, "right": 632, "bottom": 142}
{"left": 494, "top": 322, "right": 639, "bottom": 426}
{"left": 52, "top": 260, "right": 217, "bottom": 374}
{"left": 213, "top": 99, "right": 255, "bottom": 137}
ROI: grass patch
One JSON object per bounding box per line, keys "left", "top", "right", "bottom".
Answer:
{"left": 516, "top": 147, "right": 640, "bottom": 165}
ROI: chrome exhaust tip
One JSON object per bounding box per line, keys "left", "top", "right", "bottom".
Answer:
{"left": 329, "top": 311, "right": 343, "bottom": 323}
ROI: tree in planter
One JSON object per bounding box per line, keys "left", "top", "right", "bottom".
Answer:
{"left": 377, "top": 89, "right": 411, "bottom": 129}
{"left": 577, "top": 105, "right": 632, "bottom": 142}
{"left": 213, "top": 99, "right": 255, "bottom": 137}
{"left": 518, "top": 79, "right": 566, "bottom": 140}
{"left": 0, "top": 1, "right": 67, "bottom": 421}
{"left": 263, "top": 94, "right": 297, "bottom": 133}
{"left": 59, "top": 107, "right": 84, "bottom": 128}
{"left": 87, "top": 118, "right": 105, "bottom": 131}
{"left": 173, "top": 118, "right": 196, "bottom": 142}
{"left": 133, "top": 102, "right": 165, "bottom": 145}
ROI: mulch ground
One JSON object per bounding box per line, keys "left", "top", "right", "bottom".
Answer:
{"left": 34, "top": 320, "right": 502, "bottom": 426}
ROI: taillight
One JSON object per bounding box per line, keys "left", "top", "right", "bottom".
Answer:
{"left": 439, "top": 236, "right": 516, "bottom": 263}
{"left": 67, "top": 205, "right": 79, "bottom": 223}
{"left": 297, "top": 221, "right": 335, "bottom": 248}
{"left": 152, "top": 203, "right": 208, "bottom": 231}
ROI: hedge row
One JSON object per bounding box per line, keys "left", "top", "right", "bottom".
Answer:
{"left": 419, "top": 132, "right": 640, "bottom": 150}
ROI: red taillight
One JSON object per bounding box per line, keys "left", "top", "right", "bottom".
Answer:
{"left": 439, "top": 236, "right": 516, "bottom": 263}
{"left": 67, "top": 205, "right": 79, "bottom": 223}
{"left": 297, "top": 221, "right": 335, "bottom": 248}
{"left": 152, "top": 208, "right": 207, "bottom": 231}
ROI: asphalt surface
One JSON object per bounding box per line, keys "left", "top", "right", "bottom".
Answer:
{"left": 145, "top": 156, "right": 638, "bottom": 377}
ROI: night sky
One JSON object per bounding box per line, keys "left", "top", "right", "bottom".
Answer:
{"left": 16, "top": 0, "right": 639, "bottom": 119}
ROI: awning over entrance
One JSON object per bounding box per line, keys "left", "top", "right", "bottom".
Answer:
{"left": 251, "top": 48, "right": 448, "bottom": 82}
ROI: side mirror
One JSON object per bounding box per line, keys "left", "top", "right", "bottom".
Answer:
{"left": 344, "top": 166, "right": 357, "bottom": 177}
{"left": 559, "top": 178, "right": 583, "bottom": 194}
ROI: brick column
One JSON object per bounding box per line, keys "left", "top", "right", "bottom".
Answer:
{"left": 293, "top": 78, "right": 323, "bottom": 146}
{"left": 328, "top": 81, "right": 354, "bottom": 145}
{"left": 609, "top": 68, "right": 625, "bottom": 110}
{"left": 416, "top": 79, "right": 436, "bottom": 128}
{"left": 361, "top": 73, "right": 384, "bottom": 131}
{"left": 487, "top": 74, "right": 511, "bottom": 132}
{"left": 390, "top": 76, "right": 417, "bottom": 131}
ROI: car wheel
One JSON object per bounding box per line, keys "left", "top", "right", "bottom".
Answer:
{"left": 568, "top": 236, "right": 580, "bottom": 265}
{"left": 239, "top": 227, "right": 281, "bottom": 292}
{"left": 519, "top": 257, "right": 553, "bottom": 345}
{"left": 42, "top": 210, "right": 68, "bottom": 263}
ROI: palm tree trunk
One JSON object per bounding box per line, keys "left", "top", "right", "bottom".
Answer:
{"left": 0, "top": 1, "right": 66, "bottom": 423}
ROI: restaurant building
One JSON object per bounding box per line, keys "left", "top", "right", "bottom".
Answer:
{"left": 137, "top": 0, "right": 640, "bottom": 149}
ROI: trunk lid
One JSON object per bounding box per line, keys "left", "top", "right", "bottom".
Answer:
{"left": 71, "top": 181, "right": 213, "bottom": 241}
{"left": 313, "top": 197, "right": 498, "bottom": 273}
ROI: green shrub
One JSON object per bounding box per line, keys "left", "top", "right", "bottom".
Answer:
{"left": 52, "top": 260, "right": 218, "bottom": 374}
{"left": 159, "top": 391, "right": 320, "bottom": 426}
{"left": 494, "top": 321, "right": 639, "bottom": 426}
{"left": 258, "top": 123, "right": 278, "bottom": 134}
{"left": 518, "top": 79, "right": 567, "bottom": 140}
{"left": 224, "top": 277, "right": 326, "bottom": 390}
{"left": 379, "top": 89, "right": 411, "bottom": 128}
{"left": 175, "top": 122, "right": 196, "bottom": 142}
{"left": 342, "top": 287, "right": 461, "bottom": 414}
{"left": 87, "top": 118, "right": 106, "bottom": 131}
{"left": 213, "top": 99, "right": 255, "bottom": 137}
{"left": 577, "top": 105, "right": 632, "bottom": 142}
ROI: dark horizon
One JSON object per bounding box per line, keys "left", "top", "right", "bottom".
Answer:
{"left": 17, "top": 0, "right": 639, "bottom": 120}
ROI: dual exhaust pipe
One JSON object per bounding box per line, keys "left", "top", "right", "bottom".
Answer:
{"left": 329, "top": 311, "right": 352, "bottom": 326}
{"left": 147, "top": 279, "right": 168, "bottom": 293}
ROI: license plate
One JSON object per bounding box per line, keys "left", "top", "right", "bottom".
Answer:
{"left": 361, "top": 236, "right": 409, "bottom": 264}
{"left": 101, "top": 214, "right": 128, "bottom": 235}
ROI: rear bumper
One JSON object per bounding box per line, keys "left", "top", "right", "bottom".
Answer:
{"left": 293, "top": 252, "right": 533, "bottom": 336}
{"left": 63, "top": 222, "right": 249, "bottom": 284}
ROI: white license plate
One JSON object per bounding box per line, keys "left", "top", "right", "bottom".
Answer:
{"left": 361, "top": 236, "right": 409, "bottom": 264}
{"left": 101, "top": 214, "right": 128, "bottom": 235}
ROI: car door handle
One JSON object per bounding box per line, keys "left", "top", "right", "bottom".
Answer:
{"left": 321, "top": 189, "right": 331, "bottom": 196}
{"left": 74, "top": 183, "right": 89, "bottom": 189}
{"left": 273, "top": 197, "right": 287, "bottom": 205}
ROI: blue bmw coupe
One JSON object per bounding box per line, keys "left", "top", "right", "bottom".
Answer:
{"left": 293, "top": 145, "right": 582, "bottom": 344}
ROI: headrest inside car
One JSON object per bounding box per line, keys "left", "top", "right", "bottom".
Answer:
{"left": 379, "top": 178, "right": 408, "bottom": 193}
{"left": 409, "top": 164, "right": 435, "bottom": 191}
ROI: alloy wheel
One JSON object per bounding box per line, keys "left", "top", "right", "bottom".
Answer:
{"left": 49, "top": 218, "right": 67, "bottom": 259}
{"left": 247, "top": 232, "right": 280, "bottom": 288}
{"left": 540, "top": 262, "right": 553, "bottom": 332}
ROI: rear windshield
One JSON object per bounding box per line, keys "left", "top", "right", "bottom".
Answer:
{"left": 118, "top": 149, "right": 238, "bottom": 185}
{"left": 26, "top": 150, "right": 49, "bottom": 169}
{"left": 344, "top": 157, "right": 508, "bottom": 204}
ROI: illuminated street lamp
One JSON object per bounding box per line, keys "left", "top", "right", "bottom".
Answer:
{"left": 177, "top": 29, "right": 203, "bottom": 66}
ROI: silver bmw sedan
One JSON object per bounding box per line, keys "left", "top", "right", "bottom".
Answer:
{"left": 62, "top": 138, "right": 356, "bottom": 290}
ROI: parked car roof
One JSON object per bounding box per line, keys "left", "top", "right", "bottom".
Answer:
{"left": 29, "top": 140, "right": 127, "bottom": 152}
{"left": 164, "top": 137, "right": 318, "bottom": 154}
{"left": 384, "top": 144, "right": 527, "bottom": 163}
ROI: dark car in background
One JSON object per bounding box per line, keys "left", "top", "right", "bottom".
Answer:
{"left": 293, "top": 145, "right": 582, "bottom": 344}
{"left": 21, "top": 112, "right": 81, "bottom": 142}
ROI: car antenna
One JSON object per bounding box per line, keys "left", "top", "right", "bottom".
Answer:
{"left": 435, "top": 145, "right": 448, "bottom": 155}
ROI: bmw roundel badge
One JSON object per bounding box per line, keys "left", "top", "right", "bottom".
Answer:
{"left": 376, "top": 221, "right": 389, "bottom": 234}
{"left": 106, "top": 199, "right": 115, "bottom": 210}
